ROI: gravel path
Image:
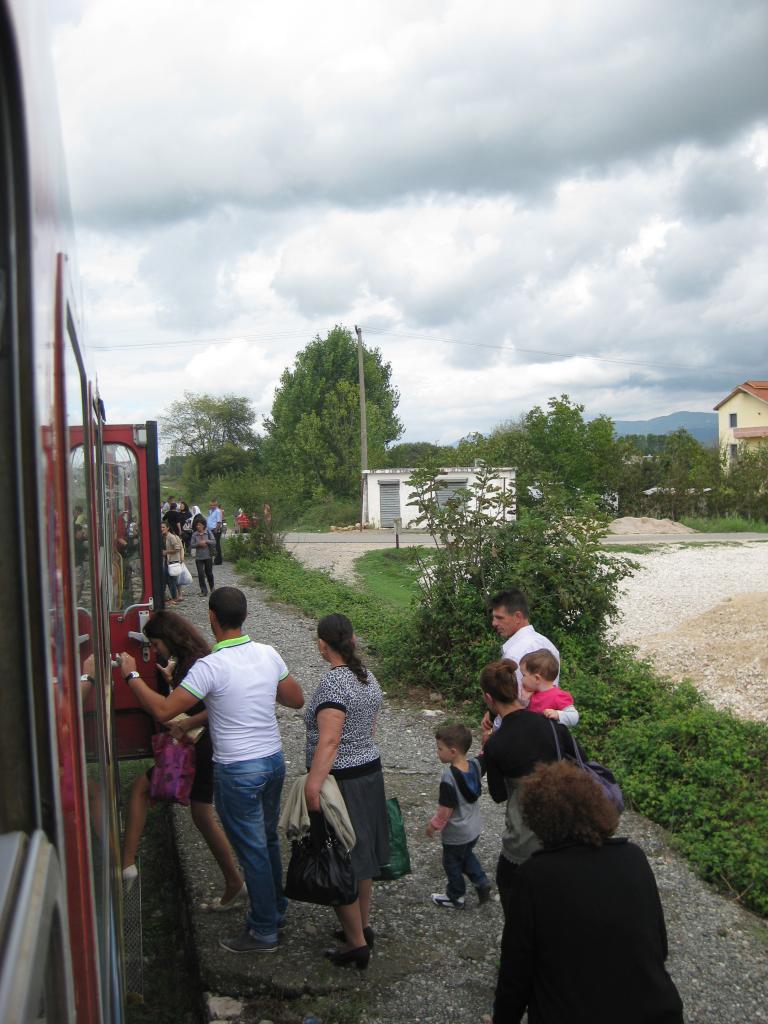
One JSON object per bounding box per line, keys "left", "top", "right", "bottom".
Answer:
{"left": 172, "top": 563, "right": 768, "bottom": 1024}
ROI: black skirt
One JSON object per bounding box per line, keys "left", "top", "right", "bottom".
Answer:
{"left": 335, "top": 768, "right": 390, "bottom": 880}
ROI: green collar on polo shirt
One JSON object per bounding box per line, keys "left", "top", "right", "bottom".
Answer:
{"left": 212, "top": 634, "right": 251, "bottom": 652}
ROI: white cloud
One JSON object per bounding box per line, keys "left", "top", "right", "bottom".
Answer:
{"left": 48, "top": 0, "right": 768, "bottom": 446}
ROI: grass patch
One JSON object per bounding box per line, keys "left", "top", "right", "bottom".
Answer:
{"left": 353, "top": 547, "right": 429, "bottom": 609}
{"left": 237, "top": 551, "right": 405, "bottom": 653}
{"left": 681, "top": 515, "right": 768, "bottom": 532}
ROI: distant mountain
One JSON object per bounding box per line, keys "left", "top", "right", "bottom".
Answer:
{"left": 611, "top": 411, "right": 718, "bottom": 446}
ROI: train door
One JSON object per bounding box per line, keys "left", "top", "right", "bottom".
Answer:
{"left": 98, "top": 422, "right": 163, "bottom": 758}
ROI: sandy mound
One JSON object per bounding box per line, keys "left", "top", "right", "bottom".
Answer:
{"left": 608, "top": 516, "right": 696, "bottom": 535}
{"left": 633, "top": 593, "right": 768, "bottom": 721}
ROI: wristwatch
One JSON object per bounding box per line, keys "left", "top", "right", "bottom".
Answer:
{"left": 125, "top": 671, "right": 141, "bottom": 682}
{"left": 80, "top": 673, "right": 95, "bottom": 685}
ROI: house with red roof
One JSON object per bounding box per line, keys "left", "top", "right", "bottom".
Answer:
{"left": 714, "top": 381, "right": 768, "bottom": 463}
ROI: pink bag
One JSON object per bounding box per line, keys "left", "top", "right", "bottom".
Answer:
{"left": 149, "top": 732, "right": 196, "bottom": 805}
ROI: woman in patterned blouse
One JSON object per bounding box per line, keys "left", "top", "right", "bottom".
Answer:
{"left": 304, "top": 613, "right": 390, "bottom": 970}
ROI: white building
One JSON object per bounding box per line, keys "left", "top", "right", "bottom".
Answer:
{"left": 362, "top": 466, "right": 516, "bottom": 528}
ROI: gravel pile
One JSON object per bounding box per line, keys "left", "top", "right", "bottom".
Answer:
{"left": 608, "top": 516, "right": 696, "bottom": 534}
{"left": 611, "top": 542, "right": 768, "bottom": 720}
{"left": 172, "top": 564, "right": 768, "bottom": 1024}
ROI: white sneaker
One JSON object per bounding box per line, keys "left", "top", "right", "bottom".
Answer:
{"left": 431, "top": 892, "right": 465, "bottom": 909}
{"left": 122, "top": 864, "right": 138, "bottom": 892}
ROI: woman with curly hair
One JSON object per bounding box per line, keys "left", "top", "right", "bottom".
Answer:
{"left": 121, "top": 611, "right": 245, "bottom": 911}
{"left": 492, "top": 761, "right": 683, "bottom": 1024}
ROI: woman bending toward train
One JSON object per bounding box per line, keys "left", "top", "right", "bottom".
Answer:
{"left": 303, "top": 613, "right": 390, "bottom": 970}
{"left": 122, "top": 611, "right": 244, "bottom": 910}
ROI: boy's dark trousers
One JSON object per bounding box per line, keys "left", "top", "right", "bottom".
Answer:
{"left": 442, "top": 837, "right": 489, "bottom": 901}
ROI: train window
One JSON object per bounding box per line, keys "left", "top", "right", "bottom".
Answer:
{"left": 64, "top": 317, "right": 118, "bottom": 1020}
{"left": 103, "top": 444, "right": 144, "bottom": 611}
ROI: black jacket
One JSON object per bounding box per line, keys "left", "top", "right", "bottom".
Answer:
{"left": 481, "top": 709, "right": 565, "bottom": 802}
{"left": 493, "top": 839, "right": 684, "bottom": 1024}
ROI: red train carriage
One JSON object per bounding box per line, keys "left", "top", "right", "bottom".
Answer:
{"left": 1, "top": 4, "right": 163, "bottom": 1020}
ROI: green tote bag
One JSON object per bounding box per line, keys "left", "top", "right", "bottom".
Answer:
{"left": 376, "top": 797, "right": 411, "bottom": 881}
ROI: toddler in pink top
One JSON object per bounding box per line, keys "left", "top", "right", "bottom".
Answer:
{"left": 520, "top": 649, "right": 579, "bottom": 728}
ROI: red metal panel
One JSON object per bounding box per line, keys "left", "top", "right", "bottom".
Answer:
{"left": 51, "top": 254, "right": 102, "bottom": 1024}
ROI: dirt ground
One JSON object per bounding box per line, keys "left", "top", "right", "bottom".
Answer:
{"left": 637, "top": 593, "right": 768, "bottom": 721}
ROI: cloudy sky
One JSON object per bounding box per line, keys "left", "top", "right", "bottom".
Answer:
{"left": 49, "top": 0, "right": 767, "bottom": 446}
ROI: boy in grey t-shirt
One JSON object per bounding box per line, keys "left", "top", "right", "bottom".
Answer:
{"left": 426, "top": 723, "right": 491, "bottom": 909}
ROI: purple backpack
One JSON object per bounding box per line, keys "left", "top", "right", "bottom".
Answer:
{"left": 548, "top": 721, "right": 625, "bottom": 813}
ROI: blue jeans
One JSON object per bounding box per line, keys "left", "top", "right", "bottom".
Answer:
{"left": 165, "top": 563, "right": 178, "bottom": 600}
{"left": 214, "top": 752, "right": 287, "bottom": 942}
{"left": 442, "top": 837, "right": 489, "bottom": 901}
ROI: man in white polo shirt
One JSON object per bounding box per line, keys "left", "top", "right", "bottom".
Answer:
{"left": 489, "top": 587, "right": 564, "bottom": 694}
{"left": 118, "top": 586, "right": 304, "bottom": 953}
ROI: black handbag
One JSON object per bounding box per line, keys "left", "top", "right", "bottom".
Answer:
{"left": 285, "top": 812, "right": 358, "bottom": 907}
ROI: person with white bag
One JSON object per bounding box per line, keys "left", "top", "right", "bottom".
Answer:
{"left": 162, "top": 520, "right": 186, "bottom": 605}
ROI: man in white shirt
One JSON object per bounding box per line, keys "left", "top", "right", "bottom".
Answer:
{"left": 490, "top": 588, "right": 561, "bottom": 687}
{"left": 118, "top": 586, "right": 304, "bottom": 954}
{"left": 488, "top": 589, "right": 579, "bottom": 731}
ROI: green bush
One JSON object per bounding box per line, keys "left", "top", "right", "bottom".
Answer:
{"left": 557, "top": 641, "right": 768, "bottom": 917}
{"left": 393, "top": 470, "right": 635, "bottom": 699}
{"left": 681, "top": 515, "right": 768, "bottom": 533}
{"left": 603, "top": 702, "right": 768, "bottom": 915}
{"left": 288, "top": 495, "right": 361, "bottom": 532}
{"left": 222, "top": 519, "right": 283, "bottom": 562}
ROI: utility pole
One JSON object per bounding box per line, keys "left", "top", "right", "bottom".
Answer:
{"left": 355, "top": 325, "right": 368, "bottom": 532}
{"left": 355, "top": 325, "right": 368, "bottom": 471}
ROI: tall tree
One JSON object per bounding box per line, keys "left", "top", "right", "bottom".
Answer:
{"left": 159, "top": 392, "right": 260, "bottom": 491}
{"left": 263, "top": 326, "right": 403, "bottom": 498}
{"left": 160, "top": 392, "right": 259, "bottom": 457}
{"left": 516, "top": 395, "right": 621, "bottom": 503}
{"left": 652, "top": 429, "right": 720, "bottom": 519}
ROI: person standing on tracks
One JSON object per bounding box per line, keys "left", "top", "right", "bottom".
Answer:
{"left": 207, "top": 499, "right": 224, "bottom": 565}
{"left": 118, "top": 586, "right": 304, "bottom": 954}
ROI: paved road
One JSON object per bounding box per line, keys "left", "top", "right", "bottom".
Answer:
{"left": 285, "top": 529, "right": 768, "bottom": 546}
{"left": 285, "top": 529, "right": 437, "bottom": 545}
{"left": 602, "top": 532, "right": 768, "bottom": 544}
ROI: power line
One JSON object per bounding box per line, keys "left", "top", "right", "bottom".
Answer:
{"left": 90, "top": 329, "right": 314, "bottom": 352}
{"left": 90, "top": 323, "right": 754, "bottom": 381}
{"left": 362, "top": 327, "right": 751, "bottom": 378}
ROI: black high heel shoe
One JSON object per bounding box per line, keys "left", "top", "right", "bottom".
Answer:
{"left": 324, "top": 944, "right": 371, "bottom": 970}
{"left": 332, "top": 925, "right": 375, "bottom": 948}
